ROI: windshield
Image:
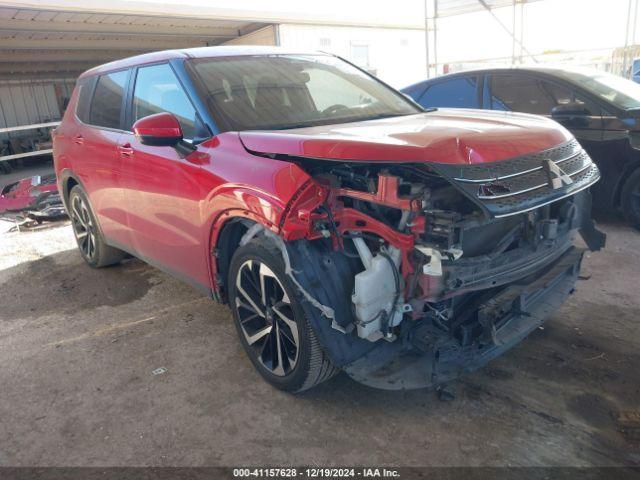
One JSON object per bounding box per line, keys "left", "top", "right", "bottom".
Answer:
{"left": 187, "top": 54, "right": 420, "bottom": 131}
{"left": 557, "top": 69, "right": 640, "bottom": 110}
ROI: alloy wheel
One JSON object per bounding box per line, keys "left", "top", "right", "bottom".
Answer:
{"left": 70, "top": 194, "right": 96, "bottom": 260}
{"left": 234, "top": 259, "right": 300, "bottom": 376}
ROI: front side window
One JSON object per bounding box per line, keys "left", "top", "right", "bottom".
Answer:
{"left": 490, "top": 74, "right": 599, "bottom": 115}
{"left": 89, "top": 70, "right": 128, "bottom": 129}
{"left": 418, "top": 77, "right": 479, "bottom": 108}
{"left": 490, "top": 75, "right": 574, "bottom": 115}
{"left": 188, "top": 54, "right": 419, "bottom": 131}
{"left": 132, "top": 64, "right": 201, "bottom": 140}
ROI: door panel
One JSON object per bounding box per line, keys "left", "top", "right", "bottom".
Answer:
{"left": 74, "top": 70, "right": 131, "bottom": 247}
{"left": 118, "top": 135, "right": 210, "bottom": 285}
{"left": 120, "top": 62, "right": 211, "bottom": 287}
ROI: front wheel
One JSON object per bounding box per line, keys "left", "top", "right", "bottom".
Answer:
{"left": 227, "top": 238, "right": 338, "bottom": 392}
{"left": 621, "top": 168, "right": 640, "bottom": 231}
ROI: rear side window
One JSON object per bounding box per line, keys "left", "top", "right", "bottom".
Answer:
{"left": 132, "top": 63, "right": 202, "bottom": 140}
{"left": 418, "top": 77, "right": 479, "bottom": 108}
{"left": 75, "top": 77, "right": 95, "bottom": 123}
{"left": 89, "top": 71, "right": 128, "bottom": 129}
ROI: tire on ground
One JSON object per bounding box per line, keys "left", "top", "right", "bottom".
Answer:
{"left": 69, "top": 185, "right": 127, "bottom": 268}
{"left": 621, "top": 168, "right": 640, "bottom": 231}
{"left": 227, "top": 236, "right": 339, "bottom": 393}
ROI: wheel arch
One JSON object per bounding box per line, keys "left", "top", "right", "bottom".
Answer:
{"left": 57, "top": 169, "right": 83, "bottom": 210}
{"left": 208, "top": 210, "right": 280, "bottom": 304}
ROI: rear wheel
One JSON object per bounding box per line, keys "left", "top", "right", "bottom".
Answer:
{"left": 621, "top": 168, "right": 640, "bottom": 231}
{"left": 227, "top": 238, "right": 338, "bottom": 392}
{"left": 69, "top": 185, "right": 126, "bottom": 267}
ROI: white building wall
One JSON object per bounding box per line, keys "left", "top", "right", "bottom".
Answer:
{"left": 277, "top": 24, "right": 427, "bottom": 89}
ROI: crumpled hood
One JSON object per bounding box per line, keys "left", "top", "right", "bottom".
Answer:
{"left": 239, "top": 109, "right": 573, "bottom": 165}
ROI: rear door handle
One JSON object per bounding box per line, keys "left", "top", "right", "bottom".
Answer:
{"left": 73, "top": 135, "right": 84, "bottom": 145}
{"left": 118, "top": 143, "right": 134, "bottom": 157}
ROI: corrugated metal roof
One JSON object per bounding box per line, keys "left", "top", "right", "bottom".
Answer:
{"left": 0, "top": 5, "right": 270, "bottom": 80}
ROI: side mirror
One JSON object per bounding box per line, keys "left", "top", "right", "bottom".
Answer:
{"left": 133, "top": 112, "right": 183, "bottom": 147}
{"left": 551, "top": 102, "right": 591, "bottom": 118}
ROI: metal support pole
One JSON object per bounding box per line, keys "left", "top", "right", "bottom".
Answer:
{"left": 623, "top": 0, "right": 633, "bottom": 77}
{"left": 519, "top": 1, "right": 524, "bottom": 63}
{"left": 512, "top": 0, "right": 517, "bottom": 65}
{"left": 477, "top": 0, "right": 537, "bottom": 63}
{"left": 424, "top": 0, "right": 430, "bottom": 78}
{"left": 433, "top": 0, "right": 438, "bottom": 75}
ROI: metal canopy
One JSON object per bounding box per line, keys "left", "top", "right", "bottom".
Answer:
{"left": 0, "top": 5, "right": 269, "bottom": 81}
{"left": 433, "top": 0, "right": 541, "bottom": 18}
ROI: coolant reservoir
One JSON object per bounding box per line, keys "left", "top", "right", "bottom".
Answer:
{"left": 351, "top": 240, "right": 403, "bottom": 341}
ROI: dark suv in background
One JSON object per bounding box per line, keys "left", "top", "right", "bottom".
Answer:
{"left": 403, "top": 67, "right": 640, "bottom": 229}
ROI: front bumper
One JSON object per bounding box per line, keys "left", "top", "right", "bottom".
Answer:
{"left": 344, "top": 246, "right": 584, "bottom": 390}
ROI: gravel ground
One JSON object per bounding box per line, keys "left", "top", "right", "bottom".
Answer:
{"left": 0, "top": 218, "right": 639, "bottom": 467}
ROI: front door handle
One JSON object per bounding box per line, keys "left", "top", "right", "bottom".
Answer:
{"left": 118, "top": 143, "right": 134, "bottom": 157}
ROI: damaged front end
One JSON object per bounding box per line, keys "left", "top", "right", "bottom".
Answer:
{"left": 276, "top": 138, "right": 605, "bottom": 390}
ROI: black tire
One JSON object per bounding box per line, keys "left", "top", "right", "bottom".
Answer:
{"left": 621, "top": 168, "right": 640, "bottom": 231}
{"left": 227, "top": 237, "right": 338, "bottom": 392}
{"left": 68, "top": 185, "right": 127, "bottom": 268}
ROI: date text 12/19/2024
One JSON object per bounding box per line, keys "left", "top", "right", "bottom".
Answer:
{"left": 233, "top": 468, "right": 401, "bottom": 478}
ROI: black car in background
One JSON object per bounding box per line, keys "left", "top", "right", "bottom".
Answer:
{"left": 403, "top": 67, "right": 640, "bottom": 229}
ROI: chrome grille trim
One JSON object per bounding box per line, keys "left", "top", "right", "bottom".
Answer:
{"left": 454, "top": 150, "right": 583, "bottom": 184}
{"left": 476, "top": 152, "right": 593, "bottom": 200}
{"left": 428, "top": 139, "right": 600, "bottom": 219}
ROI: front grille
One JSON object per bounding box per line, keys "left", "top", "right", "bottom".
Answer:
{"left": 430, "top": 140, "right": 600, "bottom": 218}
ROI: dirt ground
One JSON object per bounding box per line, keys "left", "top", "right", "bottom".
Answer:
{"left": 0, "top": 216, "right": 639, "bottom": 467}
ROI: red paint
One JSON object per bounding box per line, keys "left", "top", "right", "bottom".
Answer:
{"left": 0, "top": 175, "right": 58, "bottom": 213}
{"left": 132, "top": 112, "right": 183, "bottom": 141}
{"left": 54, "top": 49, "right": 576, "bottom": 298}
{"left": 336, "top": 174, "right": 420, "bottom": 211}
{"left": 239, "top": 110, "right": 572, "bottom": 165}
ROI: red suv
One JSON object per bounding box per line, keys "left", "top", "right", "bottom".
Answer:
{"left": 53, "top": 47, "right": 605, "bottom": 392}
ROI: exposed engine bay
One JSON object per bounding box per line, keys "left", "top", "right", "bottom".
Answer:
{"left": 240, "top": 139, "right": 605, "bottom": 389}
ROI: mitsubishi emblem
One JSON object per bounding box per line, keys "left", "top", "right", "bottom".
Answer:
{"left": 543, "top": 159, "right": 573, "bottom": 190}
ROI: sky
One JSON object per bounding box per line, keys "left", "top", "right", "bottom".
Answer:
{"left": 437, "top": 0, "right": 633, "bottom": 63}
{"left": 129, "top": 0, "right": 638, "bottom": 64}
